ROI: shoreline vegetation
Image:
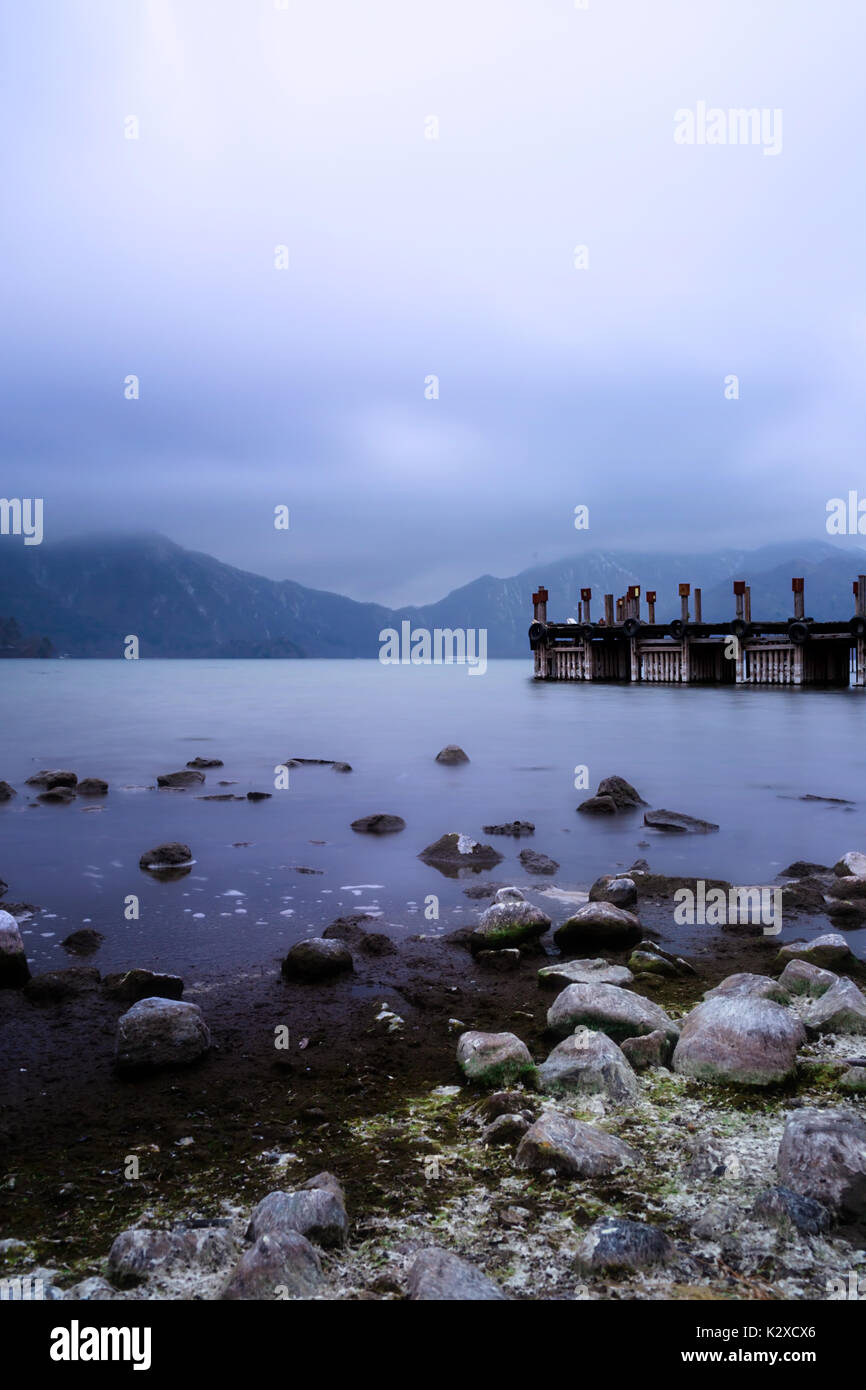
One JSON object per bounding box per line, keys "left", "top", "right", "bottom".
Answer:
{"left": 1, "top": 763, "right": 865, "bottom": 1301}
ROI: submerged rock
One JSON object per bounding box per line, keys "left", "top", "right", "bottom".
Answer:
{"left": 38, "top": 786, "right": 75, "bottom": 804}
{"left": 515, "top": 1113, "right": 639, "bottom": 1178}
{"left": 350, "top": 813, "right": 406, "bottom": 835}
{"left": 435, "top": 745, "right": 470, "bottom": 765}
{"left": 138, "top": 841, "right": 193, "bottom": 871}
{"left": 186, "top": 757, "right": 224, "bottom": 769}
{"left": 456, "top": 1031, "right": 536, "bottom": 1088}
{"left": 418, "top": 833, "right": 503, "bottom": 874}
{"left": 26, "top": 769, "right": 77, "bottom": 788}
{"left": 483, "top": 821, "right": 534, "bottom": 836}
{"left": 576, "top": 795, "right": 618, "bottom": 815}
{"left": 246, "top": 791, "right": 272, "bottom": 802}
{"left": 61, "top": 928, "right": 105, "bottom": 957}
{"left": 672, "top": 996, "right": 804, "bottom": 1086}
{"left": 643, "top": 809, "right": 719, "bottom": 833}
{"left": 0, "top": 910, "right": 29, "bottom": 987}
{"left": 222, "top": 1231, "right": 322, "bottom": 1300}
{"left": 157, "top": 769, "right": 205, "bottom": 788}
{"left": 518, "top": 849, "right": 560, "bottom": 875}
{"left": 776, "top": 1108, "right": 866, "bottom": 1221}
{"left": 407, "top": 1248, "right": 506, "bottom": 1301}
{"left": 247, "top": 1174, "right": 347, "bottom": 1249}
{"left": 115, "top": 998, "right": 211, "bottom": 1072}
{"left": 76, "top": 778, "right": 109, "bottom": 795}
{"left": 575, "top": 1218, "right": 673, "bottom": 1275}
{"left": 281, "top": 938, "right": 353, "bottom": 982}
{"left": 547, "top": 982, "right": 678, "bottom": 1044}
{"left": 538, "top": 1028, "right": 640, "bottom": 1103}
{"left": 554, "top": 901, "right": 641, "bottom": 950}
{"left": 470, "top": 900, "right": 551, "bottom": 954}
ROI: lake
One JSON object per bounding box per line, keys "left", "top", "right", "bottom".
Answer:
{"left": 0, "top": 658, "right": 864, "bottom": 979}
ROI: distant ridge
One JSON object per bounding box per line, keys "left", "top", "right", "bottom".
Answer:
{"left": 0, "top": 533, "right": 863, "bottom": 658}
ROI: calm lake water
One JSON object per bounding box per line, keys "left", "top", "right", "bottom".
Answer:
{"left": 0, "top": 659, "right": 864, "bottom": 979}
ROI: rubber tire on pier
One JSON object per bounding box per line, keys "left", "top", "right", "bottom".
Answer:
{"left": 669, "top": 619, "right": 686, "bottom": 639}
{"left": 787, "top": 619, "right": 810, "bottom": 646}
{"left": 622, "top": 618, "right": 643, "bottom": 638}
{"left": 730, "top": 618, "right": 753, "bottom": 641}
{"left": 528, "top": 622, "right": 548, "bottom": 649}
{"left": 850, "top": 615, "right": 866, "bottom": 638}
{"left": 580, "top": 624, "right": 595, "bottom": 642}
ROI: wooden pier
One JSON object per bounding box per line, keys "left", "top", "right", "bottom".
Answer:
{"left": 529, "top": 576, "right": 866, "bottom": 687}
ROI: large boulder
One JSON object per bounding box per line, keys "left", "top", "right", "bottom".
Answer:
{"left": 703, "top": 973, "right": 790, "bottom": 1005}
{"left": 115, "top": 998, "right": 211, "bottom": 1072}
{"left": 538, "top": 1028, "right": 640, "bottom": 1103}
{"left": 470, "top": 900, "right": 551, "bottom": 954}
{"left": 643, "top": 809, "right": 719, "bottom": 833}
{"left": 221, "top": 1231, "right": 322, "bottom": 1300}
{"left": 588, "top": 875, "right": 637, "bottom": 910}
{"left": 547, "top": 982, "right": 678, "bottom": 1044}
{"left": 108, "top": 1226, "right": 236, "bottom": 1288}
{"left": 407, "top": 1248, "right": 506, "bottom": 1300}
{"left": 775, "top": 934, "right": 854, "bottom": 971}
{"left": 803, "top": 978, "right": 866, "bottom": 1036}
{"left": 456, "top": 1031, "right": 536, "bottom": 1088}
{"left": 515, "top": 1113, "right": 639, "bottom": 1178}
{"left": 435, "top": 745, "right": 469, "bottom": 765}
{"left": 554, "top": 902, "right": 641, "bottom": 951}
{"left": 538, "top": 959, "right": 634, "bottom": 990}
{"left": 138, "top": 842, "right": 193, "bottom": 871}
{"left": 419, "top": 833, "right": 502, "bottom": 874}
{"left": 776, "top": 1108, "right": 866, "bottom": 1221}
{"left": 777, "top": 959, "right": 838, "bottom": 998}
{"left": 596, "top": 776, "right": 646, "bottom": 809}
{"left": 0, "top": 910, "right": 30, "bottom": 987}
{"left": 247, "top": 1174, "right": 348, "bottom": 1249}
{"left": 281, "top": 938, "right": 353, "bottom": 982}
{"left": 26, "top": 769, "right": 77, "bottom": 789}
{"left": 672, "top": 996, "right": 804, "bottom": 1086}
{"left": 350, "top": 814, "right": 406, "bottom": 835}
{"left": 575, "top": 1218, "right": 673, "bottom": 1275}
{"left": 157, "top": 770, "right": 205, "bottom": 788}
{"left": 833, "top": 851, "right": 866, "bottom": 878}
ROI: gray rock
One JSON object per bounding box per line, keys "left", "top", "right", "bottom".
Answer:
{"left": 781, "top": 878, "right": 827, "bottom": 914}
{"left": 703, "top": 973, "right": 790, "bottom": 1004}
{"left": 350, "top": 813, "right": 406, "bottom": 834}
{"left": 0, "top": 909, "right": 30, "bottom": 987}
{"left": 247, "top": 1173, "right": 347, "bottom": 1249}
{"left": 482, "top": 1113, "right": 530, "bottom": 1146}
{"left": 833, "top": 851, "right": 866, "bottom": 877}
{"left": 515, "top": 1112, "right": 639, "bottom": 1178}
{"left": 38, "top": 786, "right": 76, "bottom": 803}
{"left": 483, "top": 821, "right": 534, "bottom": 836}
{"left": 419, "top": 833, "right": 502, "bottom": 873}
{"left": 435, "top": 745, "right": 470, "bottom": 765}
{"left": 777, "top": 959, "right": 838, "bottom": 998}
{"left": 407, "top": 1248, "right": 506, "bottom": 1300}
{"left": 554, "top": 901, "right": 642, "bottom": 950}
{"left": 547, "top": 981, "right": 679, "bottom": 1044}
{"left": 750, "top": 1185, "right": 831, "bottom": 1236}
{"left": 692, "top": 1203, "right": 738, "bottom": 1240}
{"left": 456, "top": 1031, "right": 536, "bottom": 1088}
{"left": 589, "top": 875, "right": 638, "bottom": 909}
{"left": 538, "top": 1028, "right": 640, "bottom": 1103}
{"left": 776, "top": 1108, "right": 866, "bottom": 1220}
{"left": 576, "top": 794, "right": 618, "bottom": 815}
{"left": 222, "top": 1231, "right": 322, "bottom": 1300}
{"left": 804, "top": 978, "right": 866, "bottom": 1036}
{"left": 186, "top": 757, "right": 224, "bottom": 769}
{"left": 26, "top": 769, "right": 77, "bottom": 788}
{"left": 24, "top": 967, "right": 100, "bottom": 1003}
{"left": 62, "top": 1276, "right": 119, "bottom": 1300}
{"left": 629, "top": 949, "right": 679, "bottom": 979}
{"left": 102, "top": 969, "right": 184, "bottom": 1003}
{"left": 685, "top": 1136, "right": 743, "bottom": 1180}
{"left": 620, "top": 1029, "right": 672, "bottom": 1071}
{"left": 538, "top": 958, "right": 634, "bottom": 990}
{"left": 518, "top": 849, "right": 560, "bottom": 875}
{"left": 826, "top": 876, "right": 866, "bottom": 900}
{"left": 61, "top": 928, "right": 105, "bottom": 956}
{"left": 494, "top": 886, "right": 525, "bottom": 903}
{"left": 596, "top": 776, "right": 646, "bottom": 809}
{"left": 575, "top": 1217, "right": 673, "bottom": 1274}
{"left": 673, "top": 996, "right": 804, "bottom": 1086}
{"left": 780, "top": 861, "right": 830, "bottom": 877}
{"left": 281, "top": 938, "right": 353, "bottom": 981}
{"left": 77, "top": 778, "right": 109, "bottom": 795}
{"left": 138, "top": 841, "right": 193, "bottom": 870}
{"left": 643, "top": 808, "right": 719, "bottom": 833}
{"left": 108, "top": 1226, "right": 236, "bottom": 1287}
{"left": 470, "top": 900, "right": 551, "bottom": 954}
{"left": 157, "top": 769, "right": 205, "bottom": 787}
{"left": 115, "top": 998, "right": 211, "bottom": 1072}
{"left": 839, "top": 1066, "right": 866, "bottom": 1093}
{"left": 775, "top": 934, "right": 854, "bottom": 971}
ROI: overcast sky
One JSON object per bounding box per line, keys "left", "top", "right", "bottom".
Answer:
{"left": 1, "top": 0, "right": 864, "bottom": 603}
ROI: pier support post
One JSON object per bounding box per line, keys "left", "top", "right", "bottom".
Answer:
{"left": 629, "top": 639, "right": 640, "bottom": 682}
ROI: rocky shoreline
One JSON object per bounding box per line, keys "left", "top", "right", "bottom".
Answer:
{"left": 2, "top": 766, "right": 866, "bottom": 1301}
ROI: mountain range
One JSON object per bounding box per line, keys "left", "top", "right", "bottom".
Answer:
{"left": 1, "top": 533, "right": 864, "bottom": 658}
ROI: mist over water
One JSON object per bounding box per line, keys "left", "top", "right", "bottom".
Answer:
{"left": 1, "top": 659, "right": 864, "bottom": 978}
